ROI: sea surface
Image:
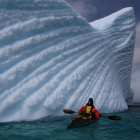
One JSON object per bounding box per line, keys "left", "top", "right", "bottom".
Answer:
{"left": 0, "top": 107, "right": 140, "bottom": 140}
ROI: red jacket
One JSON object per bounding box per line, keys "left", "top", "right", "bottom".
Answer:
{"left": 78, "top": 106, "right": 100, "bottom": 120}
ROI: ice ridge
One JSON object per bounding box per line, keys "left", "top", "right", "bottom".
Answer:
{"left": 0, "top": 0, "right": 135, "bottom": 122}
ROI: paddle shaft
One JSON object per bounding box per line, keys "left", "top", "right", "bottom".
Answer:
{"left": 63, "top": 109, "right": 121, "bottom": 120}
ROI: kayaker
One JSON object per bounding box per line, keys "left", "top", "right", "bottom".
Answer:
{"left": 78, "top": 98, "right": 100, "bottom": 120}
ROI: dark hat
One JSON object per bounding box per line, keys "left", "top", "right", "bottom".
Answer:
{"left": 88, "top": 98, "right": 93, "bottom": 105}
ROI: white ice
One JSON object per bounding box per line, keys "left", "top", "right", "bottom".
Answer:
{"left": 0, "top": 0, "right": 135, "bottom": 122}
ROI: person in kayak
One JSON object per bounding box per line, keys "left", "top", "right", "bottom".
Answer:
{"left": 78, "top": 98, "right": 100, "bottom": 120}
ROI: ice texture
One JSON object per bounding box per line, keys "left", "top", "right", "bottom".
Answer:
{"left": 0, "top": 0, "right": 135, "bottom": 122}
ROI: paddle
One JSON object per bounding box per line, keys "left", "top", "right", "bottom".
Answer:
{"left": 63, "top": 109, "right": 121, "bottom": 120}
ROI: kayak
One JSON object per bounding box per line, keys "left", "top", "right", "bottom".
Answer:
{"left": 64, "top": 109, "right": 121, "bottom": 129}
{"left": 68, "top": 116, "right": 97, "bottom": 129}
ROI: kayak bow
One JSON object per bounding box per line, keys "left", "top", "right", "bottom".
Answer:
{"left": 68, "top": 116, "right": 97, "bottom": 129}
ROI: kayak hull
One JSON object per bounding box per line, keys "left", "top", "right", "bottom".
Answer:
{"left": 68, "top": 118, "right": 97, "bottom": 129}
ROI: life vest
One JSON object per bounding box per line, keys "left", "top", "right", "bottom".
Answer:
{"left": 77, "top": 106, "right": 94, "bottom": 120}
{"left": 85, "top": 106, "right": 92, "bottom": 116}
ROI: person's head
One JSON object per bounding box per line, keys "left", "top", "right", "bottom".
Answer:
{"left": 88, "top": 98, "right": 93, "bottom": 106}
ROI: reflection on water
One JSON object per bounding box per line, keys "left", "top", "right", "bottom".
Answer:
{"left": 80, "top": 123, "right": 100, "bottom": 139}
{"left": 67, "top": 121, "right": 101, "bottom": 140}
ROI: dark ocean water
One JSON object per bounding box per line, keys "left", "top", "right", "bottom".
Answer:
{"left": 0, "top": 107, "right": 140, "bottom": 140}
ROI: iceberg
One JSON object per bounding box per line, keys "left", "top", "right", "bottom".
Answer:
{"left": 0, "top": 0, "right": 135, "bottom": 122}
